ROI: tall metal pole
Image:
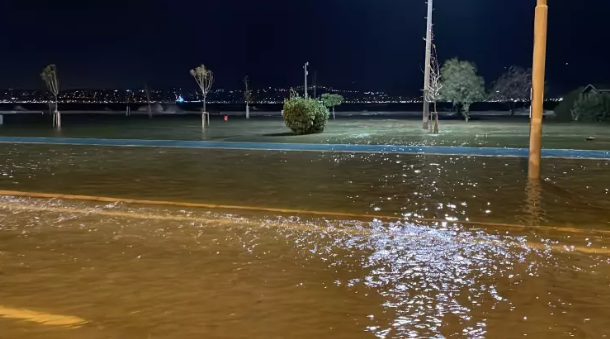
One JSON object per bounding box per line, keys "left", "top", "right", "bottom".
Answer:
{"left": 422, "top": 0, "right": 433, "bottom": 130}
{"left": 528, "top": 0, "right": 548, "bottom": 179}
{"left": 304, "top": 62, "right": 309, "bottom": 98}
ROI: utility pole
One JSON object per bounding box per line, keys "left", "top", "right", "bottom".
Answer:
{"left": 528, "top": 0, "right": 549, "bottom": 179}
{"left": 422, "top": 0, "right": 433, "bottom": 130}
{"left": 304, "top": 62, "right": 309, "bottom": 98}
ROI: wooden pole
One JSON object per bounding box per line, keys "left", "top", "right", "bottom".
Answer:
{"left": 528, "top": 0, "right": 548, "bottom": 179}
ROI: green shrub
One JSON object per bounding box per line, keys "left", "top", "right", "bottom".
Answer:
{"left": 554, "top": 87, "right": 584, "bottom": 121}
{"left": 571, "top": 92, "right": 610, "bottom": 122}
{"left": 283, "top": 96, "right": 329, "bottom": 135}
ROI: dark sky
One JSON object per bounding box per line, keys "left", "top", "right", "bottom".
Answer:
{"left": 1, "top": 0, "right": 609, "bottom": 95}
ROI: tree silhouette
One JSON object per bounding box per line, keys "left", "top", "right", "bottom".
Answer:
{"left": 440, "top": 58, "right": 485, "bottom": 121}
{"left": 244, "top": 76, "right": 253, "bottom": 119}
{"left": 321, "top": 93, "right": 344, "bottom": 120}
{"left": 490, "top": 66, "right": 532, "bottom": 116}
{"left": 41, "top": 64, "right": 61, "bottom": 128}
{"left": 190, "top": 64, "right": 214, "bottom": 128}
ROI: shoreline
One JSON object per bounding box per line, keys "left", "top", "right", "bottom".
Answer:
{"left": 0, "top": 110, "right": 554, "bottom": 117}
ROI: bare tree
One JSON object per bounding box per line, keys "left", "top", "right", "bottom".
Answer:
{"left": 125, "top": 90, "right": 134, "bottom": 116}
{"left": 144, "top": 84, "right": 153, "bottom": 119}
{"left": 490, "top": 66, "right": 532, "bottom": 116}
{"left": 424, "top": 38, "right": 442, "bottom": 133}
{"left": 190, "top": 64, "right": 214, "bottom": 128}
{"left": 244, "top": 76, "right": 253, "bottom": 119}
{"left": 41, "top": 64, "right": 61, "bottom": 128}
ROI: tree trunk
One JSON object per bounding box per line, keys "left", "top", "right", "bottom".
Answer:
{"left": 246, "top": 104, "right": 250, "bottom": 119}
{"left": 455, "top": 105, "right": 461, "bottom": 117}
{"left": 201, "top": 99, "right": 206, "bottom": 129}
{"left": 510, "top": 102, "right": 516, "bottom": 116}
{"left": 333, "top": 106, "right": 335, "bottom": 120}
{"left": 54, "top": 96, "right": 60, "bottom": 128}
{"left": 462, "top": 103, "right": 471, "bottom": 122}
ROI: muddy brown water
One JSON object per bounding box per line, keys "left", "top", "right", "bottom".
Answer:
{"left": 1, "top": 143, "right": 610, "bottom": 338}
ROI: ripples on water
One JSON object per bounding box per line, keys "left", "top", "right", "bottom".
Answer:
{"left": 1, "top": 144, "right": 609, "bottom": 226}
{"left": 1, "top": 196, "right": 610, "bottom": 338}
{"left": 1, "top": 144, "right": 610, "bottom": 338}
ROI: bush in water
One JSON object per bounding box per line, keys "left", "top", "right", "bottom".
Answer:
{"left": 283, "top": 96, "right": 329, "bottom": 135}
{"left": 553, "top": 87, "right": 584, "bottom": 122}
{"left": 571, "top": 92, "right": 610, "bottom": 122}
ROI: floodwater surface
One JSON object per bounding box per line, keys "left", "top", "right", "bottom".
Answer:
{"left": 1, "top": 144, "right": 609, "bottom": 226}
{"left": 1, "top": 142, "right": 610, "bottom": 338}
{"left": 2, "top": 117, "right": 610, "bottom": 150}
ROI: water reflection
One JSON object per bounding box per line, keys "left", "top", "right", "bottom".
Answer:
{"left": 1, "top": 196, "right": 610, "bottom": 338}
{"left": 520, "top": 179, "right": 545, "bottom": 226}
{"left": 1, "top": 144, "right": 609, "bottom": 228}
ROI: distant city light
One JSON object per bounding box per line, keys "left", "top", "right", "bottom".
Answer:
{"left": 0, "top": 86, "right": 562, "bottom": 105}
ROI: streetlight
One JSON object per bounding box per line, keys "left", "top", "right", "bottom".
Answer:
{"left": 528, "top": 0, "right": 549, "bottom": 179}
{"left": 303, "top": 62, "right": 310, "bottom": 98}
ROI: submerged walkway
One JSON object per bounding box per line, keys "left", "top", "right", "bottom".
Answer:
{"left": 1, "top": 136, "right": 609, "bottom": 160}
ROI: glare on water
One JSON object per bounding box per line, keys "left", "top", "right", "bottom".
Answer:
{"left": 1, "top": 144, "right": 610, "bottom": 338}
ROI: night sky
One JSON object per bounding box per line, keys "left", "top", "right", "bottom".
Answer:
{"left": 1, "top": 0, "right": 608, "bottom": 95}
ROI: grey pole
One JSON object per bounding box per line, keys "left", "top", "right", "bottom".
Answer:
{"left": 304, "top": 62, "right": 309, "bottom": 98}
{"left": 422, "top": 0, "right": 433, "bottom": 129}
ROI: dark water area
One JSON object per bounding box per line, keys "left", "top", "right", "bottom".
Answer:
{"left": 0, "top": 101, "right": 558, "bottom": 114}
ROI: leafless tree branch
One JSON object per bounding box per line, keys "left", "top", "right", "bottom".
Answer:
{"left": 190, "top": 64, "right": 215, "bottom": 128}
{"left": 424, "top": 35, "right": 441, "bottom": 133}
{"left": 41, "top": 64, "right": 61, "bottom": 128}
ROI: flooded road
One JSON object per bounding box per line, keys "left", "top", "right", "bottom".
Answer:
{"left": 1, "top": 143, "right": 610, "bottom": 338}
{"left": 1, "top": 144, "right": 609, "bottom": 226}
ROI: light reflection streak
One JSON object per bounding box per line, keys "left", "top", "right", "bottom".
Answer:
{"left": 520, "top": 179, "right": 546, "bottom": 226}
{"left": 1, "top": 197, "right": 610, "bottom": 337}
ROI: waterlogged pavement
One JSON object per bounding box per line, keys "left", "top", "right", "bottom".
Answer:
{"left": 1, "top": 117, "right": 610, "bottom": 150}
{"left": 1, "top": 136, "right": 609, "bottom": 160}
